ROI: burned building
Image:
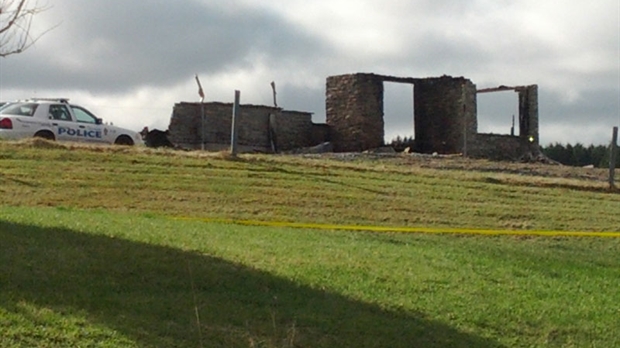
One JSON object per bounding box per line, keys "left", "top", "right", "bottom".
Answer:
{"left": 167, "top": 72, "right": 540, "bottom": 160}
{"left": 326, "top": 73, "right": 539, "bottom": 160}
{"left": 168, "top": 102, "right": 327, "bottom": 152}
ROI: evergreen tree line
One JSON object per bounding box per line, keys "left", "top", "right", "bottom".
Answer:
{"left": 541, "top": 143, "right": 619, "bottom": 168}
{"left": 389, "top": 135, "right": 415, "bottom": 152}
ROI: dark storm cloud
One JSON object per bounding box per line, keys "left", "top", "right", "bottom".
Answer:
{"left": 0, "top": 0, "right": 616, "bottom": 146}
{"left": 540, "top": 89, "right": 619, "bottom": 125}
{"left": 276, "top": 83, "right": 325, "bottom": 116}
{"left": 0, "top": 0, "right": 330, "bottom": 93}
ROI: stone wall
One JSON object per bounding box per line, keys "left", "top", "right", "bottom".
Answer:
{"left": 311, "top": 123, "right": 331, "bottom": 145}
{"left": 325, "top": 73, "right": 540, "bottom": 160}
{"left": 326, "top": 74, "right": 384, "bottom": 152}
{"left": 168, "top": 75, "right": 540, "bottom": 160}
{"left": 468, "top": 133, "right": 524, "bottom": 160}
{"left": 517, "top": 85, "right": 539, "bottom": 146}
{"left": 414, "top": 76, "right": 477, "bottom": 154}
{"left": 326, "top": 73, "right": 477, "bottom": 154}
{"left": 470, "top": 84, "right": 540, "bottom": 160}
{"left": 272, "top": 110, "right": 316, "bottom": 151}
{"left": 168, "top": 102, "right": 318, "bottom": 152}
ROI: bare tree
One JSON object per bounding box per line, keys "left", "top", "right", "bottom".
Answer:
{"left": 0, "top": 0, "right": 48, "bottom": 57}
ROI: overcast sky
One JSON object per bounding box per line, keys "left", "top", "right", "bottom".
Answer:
{"left": 1, "top": 0, "right": 618, "bottom": 145}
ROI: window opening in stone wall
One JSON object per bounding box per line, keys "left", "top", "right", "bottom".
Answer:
{"left": 384, "top": 82, "right": 415, "bottom": 151}
{"left": 476, "top": 90, "right": 519, "bottom": 136}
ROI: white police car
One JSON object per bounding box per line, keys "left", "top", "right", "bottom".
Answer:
{"left": 0, "top": 98, "right": 142, "bottom": 145}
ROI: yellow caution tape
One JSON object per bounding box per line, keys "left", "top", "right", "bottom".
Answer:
{"left": 171, "top": 216, "right": 620, "bottom": 238}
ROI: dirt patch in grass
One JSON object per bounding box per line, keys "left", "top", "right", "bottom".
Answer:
{"left": 299, "top": 152, "right": 609, "bottom": 182}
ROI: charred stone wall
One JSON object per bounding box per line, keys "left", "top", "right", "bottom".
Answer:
{"left": 326, "top": 74, "right": 384, "bottom": 152}
{"left": 326, "top": 73, "right": 477, "bottom": 154}
{"left": 468, "top": 134, "right": 523, "bottom": 160}
{"left": 468, "top": 84, "right": 540, "bottom": 160}
{"left": 273, "top": 110, "right": 316, "bottom": 151}
{"left": 168, "top": 74, "right": 539, "bottom": 160}
{"left": 325, "top": 73, "right": 539, "bottom": 159}
{"left": 168, "top": 102, "right": 316, "bottom": 152}
{"left": 517, "top": 85, "right": 539, "bottom": 146}
{"left": 414, "top": 76, "right": 477, "bottom": 154}
{"left": 311, "top": 123, "right": 331, "bottom": 145}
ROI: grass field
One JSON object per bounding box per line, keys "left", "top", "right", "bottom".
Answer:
{"left": 1, "top": 140, "right": 619, "bottom": 347}
{"left": 1, "top": 139, "right": 619, "bottom": 232}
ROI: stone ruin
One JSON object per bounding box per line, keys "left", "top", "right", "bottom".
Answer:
{"left": 167, "top": 72, "right": 540, "bottom": 160}
{"left": 326, "top": 73, "right": 539, "bottom": 160}
{"left": 168, "top": 102, "right": 329, "bottom": 153}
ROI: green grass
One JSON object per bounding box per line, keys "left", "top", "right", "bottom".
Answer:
{"left": 1, "top": 206, "right": 619, "bottom": 347}
{"left": 1, "top": 140, "right": 620, "bottom": 347}
{"left": 1, "top": 140, "right": 619, "bottom": 232}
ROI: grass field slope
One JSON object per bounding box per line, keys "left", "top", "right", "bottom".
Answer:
{"left": 1, "top": 139, "right": 619, "bottom": 347}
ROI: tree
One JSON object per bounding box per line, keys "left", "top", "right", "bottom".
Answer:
{"left": 571, "top": 143, "right": 590, "bottom": 166}
{"left": 0, "top": 0, "right": 48, "bottom": 57}
{"left": 541, "top": 142, "right": 620, "bottom": 168}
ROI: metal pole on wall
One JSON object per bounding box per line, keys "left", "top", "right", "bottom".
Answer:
{"left": 609, "top": 126, "right": 618, "bottom": 189}
{"left": 195, "top": 74, "right": 206, "bottom": 151}
{"left": 200, "top": 103, "right": 205, "bottom": 151}
{"left": 462, "top": 84, "right": 468, "bottom": 157}
{"left": 230, "top": 90, "right": 240, "bottom": 156}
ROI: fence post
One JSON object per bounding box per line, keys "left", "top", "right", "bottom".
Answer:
{"left": 609, "top": 126, "right": 618, "bottom": 189}
{"left": 230, "top": 90, "right": 240, "bottom": 156}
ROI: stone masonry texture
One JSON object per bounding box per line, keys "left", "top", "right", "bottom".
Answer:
{"left": 413, "top": 76, "right": 477, "bottom": 154}
{"left": 168, "top": 74, "right": 540, "bottom": 160}
{"left": 326, "top": 74, "right": 385, "bottom": 152}
{"left": 325, "top": 73, "right": 539, "bottom": 160}
{"left": 168, "top": 102, "right": 320, "bottom": 152}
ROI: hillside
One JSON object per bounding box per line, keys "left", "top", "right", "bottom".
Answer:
{"left": 1, "top": 139, "right": 618, "bottom": 232}
{"left": 1, "top": 139, "right": 620, "bottom": 348}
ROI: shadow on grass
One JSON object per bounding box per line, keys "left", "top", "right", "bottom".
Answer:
{"left": 0, "top": 221, "right": 503, "bottom": 348}
{"left": 478, "top": 176, "right": 616, "bottom": 194}
{"left": 0, "top": 172, "right": 39, "bottom": 187}
{"left": 247, "top": 161, "right": 389, "bottom": 196}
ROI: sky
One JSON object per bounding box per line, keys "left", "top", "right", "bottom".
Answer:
{"left": 0, "top": 0, "right": 618, "bottom": 145}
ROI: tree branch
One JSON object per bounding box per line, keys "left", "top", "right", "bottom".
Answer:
{"left": 0, "top": 0, "right": 50, "bottom": 57}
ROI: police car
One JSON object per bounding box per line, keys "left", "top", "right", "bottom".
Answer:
{"left": 0, "top": 98, "right": 142, "bottom": 145}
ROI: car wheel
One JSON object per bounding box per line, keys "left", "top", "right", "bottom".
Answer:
{"left": 34, "top": 130, "right": 55, "bottom": 141}
{"left": 114, "top": 135, "right": 134, "bottom": 146}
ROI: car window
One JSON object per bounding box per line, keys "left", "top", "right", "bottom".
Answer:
{"left": 0, "top": 103, "right": 38, "bottom": 116}
{"left": 71, "top": 106, "right": 98, "bottom": 124}
{"left": 49, "top": 104, "right": 72, "bottom": 121}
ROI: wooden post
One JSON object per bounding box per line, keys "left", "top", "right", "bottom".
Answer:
{"left": 270, "top": 81, "right": 277, "bottom": 107}
{"left": 609, "top": 126, "right": 618, "bottom": 189}
{"left": 195, "top": 74, "right": 206, "bottom": 151}
{"left": 230, "top": 90, "right": 240, "bottom": 156}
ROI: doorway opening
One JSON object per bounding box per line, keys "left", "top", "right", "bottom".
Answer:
{"left": 383, "top": 82, "right": 415, "bottom": 151}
